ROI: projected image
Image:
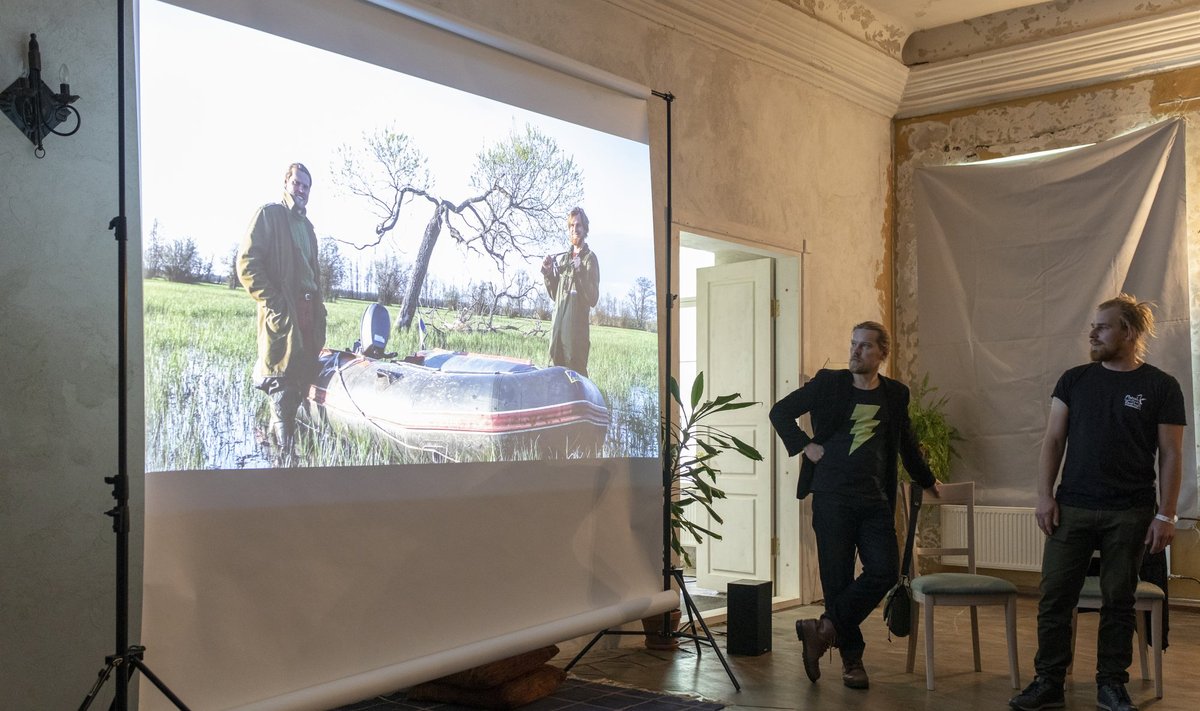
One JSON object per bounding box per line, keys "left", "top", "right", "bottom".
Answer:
{"left": 140, "top": 1, "right": 658, "bottom": 470}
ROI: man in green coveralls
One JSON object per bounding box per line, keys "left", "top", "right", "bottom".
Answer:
{"left": 237, "top": 163, "right": 327, "bottom": 465}
{"left": 541, "top": 206, "right": 600, "bottom": 376}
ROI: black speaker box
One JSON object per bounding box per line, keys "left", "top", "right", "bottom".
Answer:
{"left": 727, "top": 579, "right": 771, "bottom": 656}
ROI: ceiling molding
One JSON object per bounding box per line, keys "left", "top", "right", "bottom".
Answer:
{"left": 898, "top": 7, "right": 1200, "bottom": 118}
{"left": 606, "top": 0, "right": 908, "bottom": 117}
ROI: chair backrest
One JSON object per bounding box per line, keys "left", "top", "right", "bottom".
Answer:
{"left": 905, "top": 481, "right": 977, "bottom": 575}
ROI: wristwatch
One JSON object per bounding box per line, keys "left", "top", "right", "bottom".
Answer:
{"left": 1154, "top": 513, "right": 1178, "bottom": 525}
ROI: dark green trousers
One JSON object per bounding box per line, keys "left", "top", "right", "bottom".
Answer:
{"left": 1033, "top": 503, "right": 1154, "bottom": 685}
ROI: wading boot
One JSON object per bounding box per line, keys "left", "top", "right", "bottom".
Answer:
{"left": 795, "top": 617, "right": 837, "bottom": 683}
{"left": 270, "top": 419, "right": 298, "bottom": 467}
{"left": 840, "top": 650, "right": 869, "bottom": 689}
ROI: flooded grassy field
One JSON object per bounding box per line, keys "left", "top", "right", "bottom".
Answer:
{"left": 143, "top": 280, "right": 660, "bottom": 471}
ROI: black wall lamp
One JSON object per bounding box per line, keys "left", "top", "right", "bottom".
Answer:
{"left": 0, "top": 33, "right": 81, "bottom": 158}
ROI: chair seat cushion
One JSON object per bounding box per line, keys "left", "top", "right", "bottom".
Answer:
{"left": 1079, "top": 576, "right": 1165, "bottom": 600}
{"left": 911, "top": 572, "right": 1017, "bottom": 596}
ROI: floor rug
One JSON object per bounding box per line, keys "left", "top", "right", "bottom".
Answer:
{"left": 335, "top": 676, "right": 725, "bottom": 711}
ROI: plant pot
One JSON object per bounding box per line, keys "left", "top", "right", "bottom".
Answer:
{"left": 641, "top": 608, "right": 682, "bottom": 650}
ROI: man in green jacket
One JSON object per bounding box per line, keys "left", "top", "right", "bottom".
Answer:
{"left": 541, "top": 206, "right": 600, "bottom": 376}
{"left": 237, "top": 163, "right": 327, "bottom": 464}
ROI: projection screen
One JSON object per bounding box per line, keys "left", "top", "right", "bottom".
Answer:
{"left": 138, "top": 1, "right": 670, "bottom": 708}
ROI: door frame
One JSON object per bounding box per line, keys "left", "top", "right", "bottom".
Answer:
{"left": 675, "top": 225, "right": 810, "bottom": 606}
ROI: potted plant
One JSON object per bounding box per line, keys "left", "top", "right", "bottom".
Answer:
{"left": 643, "top": 371, "right": 764, "bottom": 648}
{"left": 897, "top": 372, "right": 963, "bottom": 570}
{"left": 899, "top": 372, "right": 962, "bottom": 484}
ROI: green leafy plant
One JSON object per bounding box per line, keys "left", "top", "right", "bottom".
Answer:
{"left": 899, "top": 372, "right": 963, "bottom": 483}
{"left": 665, "top": 372, "right": 764, "bottom": 567}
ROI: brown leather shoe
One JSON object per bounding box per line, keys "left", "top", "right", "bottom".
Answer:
{"left": 796, "top": 617, "right": 837, "bottom": 683}
{"left": 841, "top": 652, "right": 869, "bottom": 689}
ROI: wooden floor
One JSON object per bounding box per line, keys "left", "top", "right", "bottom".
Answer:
{"left": 560, "top": 595, "right": 1199, "bottom": 710}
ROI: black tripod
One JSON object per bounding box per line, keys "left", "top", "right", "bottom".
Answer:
{"left": 563, "top": 90, "right": 740, "bottom": 691}
{"left": 563, "top": 568, "right": 741, "bottom": 690}
{"left": 78, "top": 4, "right": 188, "bottom": 710}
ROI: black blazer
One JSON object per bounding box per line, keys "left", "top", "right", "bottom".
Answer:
{"left": 769, "top": 368, "right": 936, "bottom": 506}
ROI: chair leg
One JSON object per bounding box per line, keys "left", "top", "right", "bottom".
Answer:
{"left": 1067, "top": 609, "right": 1078, "bottom": 676}
{"left": 970, "top": 605, "right": 981, "bottom": 672}
{"left": 1135, "top": 608, "right": 1149, "bottom": 681}
{"left": 1152, "top": 600, "right": 1163, "bottom": 699}
{"left": 924, "top": 600, "right": 936, "bottom": 690}
{"left": 906, "top": 600, "right": 919, "bottom": 674}
{"left": 1006, "top": 595, "right": 1020, "bottom": 689}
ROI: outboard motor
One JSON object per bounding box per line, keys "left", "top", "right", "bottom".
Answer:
{"left": 358, "top": 303, "right": 392, "bottom": 358}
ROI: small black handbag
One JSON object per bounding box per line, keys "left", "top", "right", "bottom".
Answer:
{"left": 884, "top": 486, "right": 922, "bottom": 639}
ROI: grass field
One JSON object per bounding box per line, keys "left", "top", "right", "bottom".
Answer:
{"left": 144, "top": 279, "right": 660, "bottom": 470}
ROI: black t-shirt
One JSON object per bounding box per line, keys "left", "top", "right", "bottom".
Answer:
{"left": 1054, "top": 362, "right": 1186, "bottom": 510}
{"left": 812, "top": 385, "right": 889, "bottom": 501}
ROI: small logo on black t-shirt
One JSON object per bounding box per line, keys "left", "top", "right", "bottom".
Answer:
{"left": 1124, "top": 394, "right": 1146, "bottom": 410}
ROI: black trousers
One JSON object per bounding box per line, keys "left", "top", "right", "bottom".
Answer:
{"left": 811, "top": 492, "right": 898, "bottom": 654}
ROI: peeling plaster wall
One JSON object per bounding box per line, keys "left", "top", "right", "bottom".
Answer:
{"left": 893, "top": 66, "right": 1200, "bottom": 600}
{"left": 3, "top": 1, "right": 896, "bottom": 708}
{"left": 773, "top": 0, "right": 909, "bottom": 59}
{"left": 905, "top": 0, "right": 1200, "bottom": 64}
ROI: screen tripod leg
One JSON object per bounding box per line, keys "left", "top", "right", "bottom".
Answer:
{"left": 77, "top": 647, "right": 191, "bottom": 711}
{"left": 672, "top": 569, "right": 741, "bottom": 691}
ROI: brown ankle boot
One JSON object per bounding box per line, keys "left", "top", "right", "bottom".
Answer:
{"left": 841, "top": 651, "right": 869, "bottom": 689}
{"left": 795, "top": 617, "right": 837, "bottom": 683}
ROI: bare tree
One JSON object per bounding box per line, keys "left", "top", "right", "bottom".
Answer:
{"left": 143, "top": 219, "right": 165, "bottom": 279}
{"left": 627, "top": 276, "right": 656, "bottom": 330}
{"left": 373, "top": 256, "right": 410, "bottom": 306}
{"left": 334, "top": 123, "right": 583, "bottom": 331}
{"left": 318, "top": 236, "right": 347, "bottom": 301}
{"left": 225, "top": 244, "right": 240, "bottom": 289}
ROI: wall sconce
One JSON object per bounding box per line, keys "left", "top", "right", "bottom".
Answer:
{"left": 0, "top": 34, "right": 81, "bottom": 158}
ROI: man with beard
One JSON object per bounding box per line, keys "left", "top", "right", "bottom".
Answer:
{"left": 1010, "top": 294, "right": 1184, "bottom": 711}
{"left": 237, "top": 162, "right": 327, "bottom": 465}
{"left": 769, "top": 321, "right": 940, "bottom": 689}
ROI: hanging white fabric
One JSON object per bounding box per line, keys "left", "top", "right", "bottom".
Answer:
{"left": 914, "top": 119, "right": 1195, "bottom": 516}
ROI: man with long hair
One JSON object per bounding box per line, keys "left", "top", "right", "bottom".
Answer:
{"left": 1010, "top": 294, "right": 1184, "bottom": 711}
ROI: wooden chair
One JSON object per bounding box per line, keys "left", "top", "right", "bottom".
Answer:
{"left": 1069, "top": 576, "right": 1164, "bottom": 699}
{"left": 903, "top": 481, "right": 1021, "bottom": 690}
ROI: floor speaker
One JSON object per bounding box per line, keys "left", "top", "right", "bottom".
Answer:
{"left": 727, "top": 579, "right": 771, "bottom": 656}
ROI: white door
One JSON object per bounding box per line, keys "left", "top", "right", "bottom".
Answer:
{"left": 694, "top": 258, "right": 774, "bottom": 592}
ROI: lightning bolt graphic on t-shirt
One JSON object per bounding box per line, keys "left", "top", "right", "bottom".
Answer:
{"left": 848, "top": 404, "right": 881, "bottom": 454}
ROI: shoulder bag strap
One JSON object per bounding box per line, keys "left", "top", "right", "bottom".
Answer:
{"left": 900, "top": 485, "right": 922, "bottom": 578}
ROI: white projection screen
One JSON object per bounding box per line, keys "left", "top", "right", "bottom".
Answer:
{"left": 137, "top": 1, "right": 671, "bottom": 709}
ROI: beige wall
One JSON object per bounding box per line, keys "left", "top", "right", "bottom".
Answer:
{"left": 419, "top": 0, "right": 897, "bottom": 377}
{"left": 1, "top": 1, "right": 142, "bottom": 709}
{"left": 893, "top": 66, "right": 1200, "bottom": 603}
{"left": 1, "top": 1, "right": 896, "bottom": 708}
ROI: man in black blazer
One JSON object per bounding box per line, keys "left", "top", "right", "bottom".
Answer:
{"left": 770, "top": 321, "right": 940, "bottom": 689}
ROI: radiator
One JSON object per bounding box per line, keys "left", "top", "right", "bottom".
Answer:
{"left": 940, "top": 505, "right": 1043, "bottom": 572}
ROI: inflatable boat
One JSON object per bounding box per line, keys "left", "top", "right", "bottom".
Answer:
{"left": 306, "top": 305, "right": 609, "bottom": 458}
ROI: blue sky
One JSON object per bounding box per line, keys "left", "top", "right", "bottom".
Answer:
{"left": 138, "top": 0, "right": 656, "bottom": 300}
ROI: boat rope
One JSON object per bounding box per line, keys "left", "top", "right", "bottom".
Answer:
{"left": 330, "top": 352, "right": 461, "bottom": 463}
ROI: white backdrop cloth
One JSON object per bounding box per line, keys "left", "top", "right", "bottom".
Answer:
{"left": 914, "top": 119, "right": 1195, "bottom": 515}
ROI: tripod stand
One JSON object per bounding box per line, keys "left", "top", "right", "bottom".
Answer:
{"left": 78, "top": 3, "right": 188, "bottom": 709}
{"left": 562, "top": 568, "right": 741, "bottom": 690}
{"left": 563, "top": 90, "right": 740, "bottom": 692}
